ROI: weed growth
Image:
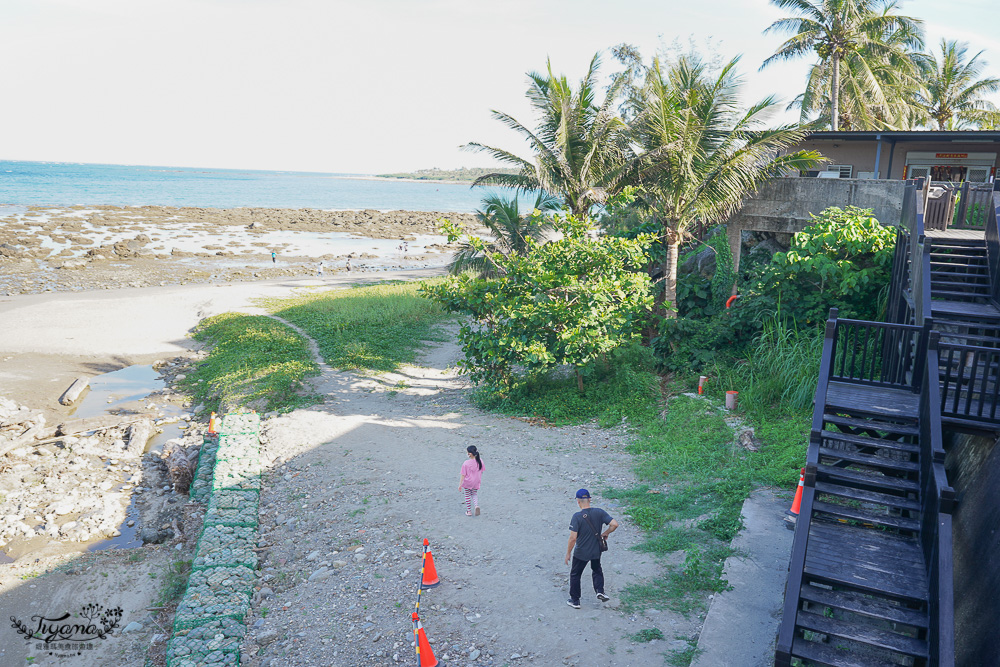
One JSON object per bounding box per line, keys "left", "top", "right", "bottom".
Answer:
{"left": 185, "top": 313, "right": 319, "bottom": 413}
{"left": 262, "top": 280, "right": 451, "bottom": 372}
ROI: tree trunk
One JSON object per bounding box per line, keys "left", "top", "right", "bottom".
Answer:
{"left": 831, "top": 55, "right": 840, "bottom": 131}
{"left": 662, "top": 239, "right": 681, "bottom": 319}
{"left": 575, "top": 366, "right": 584, "bottom": 392}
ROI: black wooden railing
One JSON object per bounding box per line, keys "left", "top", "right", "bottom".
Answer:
{"left": 922, "top": 333, "right": 956, "bottom": 664}
{"left": 985, "top": 190, "right": 1000, "bottom": 307}
{"left": 828, "top": 314, "right": 928, "bottom": 391}
{"left": 938, "top": 340, "right": 1000, "bottom": 423}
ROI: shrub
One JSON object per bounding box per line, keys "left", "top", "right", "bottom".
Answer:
{"left": 746, "top": 206, "right": 895, "bottom": 326}
{"left": 424, "top": 215, "right": 655, "bottom": 390}
{"left": 652, "top": 315, "right": 737, "bottom": 372}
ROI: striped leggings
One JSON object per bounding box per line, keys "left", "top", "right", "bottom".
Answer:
{"left": 463, "top": 488, "right": 479, "bottom": 512}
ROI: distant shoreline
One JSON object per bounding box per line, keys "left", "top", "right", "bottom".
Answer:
{"left": 336, "top": 175, "right": 475, "bottom": 185}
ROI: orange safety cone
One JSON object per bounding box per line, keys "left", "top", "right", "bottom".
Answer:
{"left": 420, "top": 538, "right": 440, "bottom": 588}
{"left": 412, "top": 613, "right": 439, "bottom": 667}
{"left": 698, "top": 376, "right": 707, "bottom": 395}
{"left": 207, "top": 412, "right": 219, "bottom": 435}
{"left": 788, "top": 468, "right": 805, "bottom": 516}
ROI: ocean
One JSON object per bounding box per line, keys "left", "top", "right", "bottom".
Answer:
{"left": 0, "top": 160, "right": 504, "bottom": 212}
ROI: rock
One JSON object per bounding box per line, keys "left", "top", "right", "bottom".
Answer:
{"left": 123, "top": 621, "right": 143, "bottom": 633}
{"left": 141, "top": 526, "right": 166, "bottom": 544}
{"left": 308, "top": 567, "right": 331, "bottom": 582}
{"left": 59, "top": 376, "right": 90, "bottom": 405}
{"left": 305, "top": 550, "right": 319, "bottom": 562}
{"left": 372, "top": 632, "right": 382, "bottom": 643}
{"left": 354, "top": 552, "right": 367, "bottom": 562}
{"left": 332, "top": 560, "right": 348, "bottom": 568}
{"left": 470, "top": 649, "right": 481, "bottom": 660}
{"left": 257, "top": 629, "right": 279, "bottom": 646}
{"left": 259, "top": 587, "right": 274, "bottom": 599}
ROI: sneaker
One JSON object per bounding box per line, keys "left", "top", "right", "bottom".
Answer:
{"left": 475, "top": 507, "right": 480, "bottom": 516}
{"left": 566, "top": 599, "right": 581, "bottom": 609}
{"left": 596, "top": 592, "right": 610, "bottom": 602}
{"left": 465, "top": 511, "right": 472, "bottom": 516}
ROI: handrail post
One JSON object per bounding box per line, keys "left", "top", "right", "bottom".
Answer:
{"left": 912, "top": 317, "right": 933, "bottom": 393}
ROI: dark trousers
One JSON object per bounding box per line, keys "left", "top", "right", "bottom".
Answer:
{"left": 569, "top": 556, "right": 604, "bottom": 602}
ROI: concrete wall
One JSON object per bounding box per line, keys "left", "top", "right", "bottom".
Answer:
{"left": 944, "top": 430, "right": 1000, "bottom": 667}
{"left": 726, "top": 178, "right": 907, "bottom": 273}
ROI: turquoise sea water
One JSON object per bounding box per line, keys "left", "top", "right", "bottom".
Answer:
{"left": 0, "top": 160, "right": 500, "bottom": 212}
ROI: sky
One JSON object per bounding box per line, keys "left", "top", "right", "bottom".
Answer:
{"left": 2, "top": 0, "right": 999, "bottom": 174}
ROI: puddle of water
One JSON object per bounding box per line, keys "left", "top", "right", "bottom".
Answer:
{"left": 87, "top": 485, "right": 143, "bottom": 552}
{"left": 69, "top": 365, "right": 165, "bottom": 419}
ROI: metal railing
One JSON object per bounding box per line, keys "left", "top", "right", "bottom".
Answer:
{"left": 938, "top": 339, "right": 1000, "bottom": 423}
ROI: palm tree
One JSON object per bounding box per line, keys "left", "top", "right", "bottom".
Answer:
{"left": 915, "top": 39, "right": 1000, "bottom": 130}
{"left": 762, "top": 0, "right": 924, "bottom": 130}
{"left": 465, "top": 54, "right": 634, "bottom": 219}
{"left": 630, "top": 56, "right": 823, "bottom": 316}
{"left": 448, "top": 191, "right": 562, "bottom": 277}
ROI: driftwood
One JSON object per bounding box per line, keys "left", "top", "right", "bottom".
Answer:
{"left": 59, "top": 377, "right": 90, "bottom": 406}
{"left": 125, "top": 419, "right": 155, "bottom": 457}
{"left": 56, "top": 414, "right": 151, "bottom": 437}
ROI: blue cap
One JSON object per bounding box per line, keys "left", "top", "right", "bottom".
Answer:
{"left": 575, "top": 489, "right": 591, "bottom": 499}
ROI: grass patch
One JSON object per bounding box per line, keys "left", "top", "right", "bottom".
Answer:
{"left": 472, "top": 344, "right": 661, "bottom": 426}
{"left": 262, "top": 280, "right": 451, "bottom": 372}
{"left": 184, "top": 313, "right": 320, "bottom": 414}
{"left": 155, "top": 559, "right": 192, "bottom": 607}
{"left": 629, "top": 628, "right": 666, "bottom": 643}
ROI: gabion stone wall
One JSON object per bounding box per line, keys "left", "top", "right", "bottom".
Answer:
{"left": 167, "top": 413, "right": 261, "bottom": 667}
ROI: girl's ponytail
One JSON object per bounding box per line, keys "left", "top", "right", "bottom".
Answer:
{"left": 467, "top": 445, "right": 482, "bottom": 470}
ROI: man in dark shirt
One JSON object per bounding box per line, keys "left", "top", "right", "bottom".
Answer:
{"left": 565, "top": 488, "right": 619, "bottom": 608}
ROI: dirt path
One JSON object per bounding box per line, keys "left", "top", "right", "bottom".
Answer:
{"left": 248, "top": 327, "right": 697, "bottom": 667}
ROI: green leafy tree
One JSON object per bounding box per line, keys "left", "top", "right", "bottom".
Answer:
{"left": 465, "top": 54, "right": 634, "bottom": 218}
{"left": 628, "top": 55, "right": 822, "bottom": 317}
{"left": 916, "top": 39, "right": 1000, "bottom": 130}
{"left": 423, "top": 216, "right": 654, "bottom": 390}
{"left": 762, "top": 0, "right": 924, "bottom": 130}
{"left": 751, "top": 206, "right": 896, "bottom": 325}
{"left": 448, "top": 191, "right": 562, "bottom": 277}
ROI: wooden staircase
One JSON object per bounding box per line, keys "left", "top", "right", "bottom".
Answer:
{"left": 776, "top": 315, "right": 954, "bottom": 666}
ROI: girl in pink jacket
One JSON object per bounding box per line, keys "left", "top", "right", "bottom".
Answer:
{"left": 458, "top": 445, "right": 484, "bottom": 516}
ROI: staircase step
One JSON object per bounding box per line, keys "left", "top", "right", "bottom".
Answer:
{"left": 929, "top": 252, "right": 987, "bottom": 261}
{"left": 931, "top": 270, "right": 989, "bottom": 279}
{"left": 813, "top": 480, "right": 921, "bottom": 512}
{"left": 930, "top": 290, "right": 991, "bottom": 301}
{"left": 930, "top": 260, "right": 988, "bottom": 269}
{"left": 795, "top": 610, "right": 928, "bottom": 658}
{"left": 811, "top": 500, "right": 920, "bottom": 531}
{"left": 822, "top": 413, "right": 918, "bottom": 436}
{"left": 936, "top": 331, "right": 1000, "bottom": 345}
{"left": 799, "top": 584, "right": 928, "bottom": 628}
{"left": 790, "top": 636, "right": 902, "bottom": 667}
{"left": 817, "top": 446, "right": 920, "bottom": 473}
{"left": 931, "top": 279, "right": 991, "bottom": 289}
{"left": 820, "top": 430, "right": 919, "bottom": 454}
{"left": 815, "top": 463, "right": 919, "bottom": 493}
{"left": 929, "top": 239, "right": 987, "bottom": 248}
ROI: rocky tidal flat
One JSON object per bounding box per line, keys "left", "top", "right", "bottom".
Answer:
{"left": 0, "top": 205, "right": 479, "bottom": 295}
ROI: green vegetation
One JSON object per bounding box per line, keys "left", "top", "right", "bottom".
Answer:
{"left": 184, "top": 313, "right": 320, "bottom": 414}
{"left": 155, "top": 560, "right": 192, "bottom": 607}
{"left": 916, "top": 38, "right": 1000, "bottom": 130}
{"left": 749, "top": 206, "right": 895, "bottom": 325}
{"left": 448, "top": 191, "right": 562, "bottom": 277}
{"left": 263, "top": 280, "right": 452, "bottom": 372}
{"left": 375, "top": 166, "right": 519, "bottom": 182}
{"left": 425, "top": 216, "right": 653, "bottom": 390}
{"left": 630, "top": 628, "right": 666, "bottom": 643}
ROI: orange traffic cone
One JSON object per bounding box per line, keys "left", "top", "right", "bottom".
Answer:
{"left": 788, "top": 468, "right": 804, "bottom": 516}
{"left": 412, "top": 613, "right": 439, "bottom": 667}
{"left": 207, "top": 412, "right": 219, "bottom": 435}
{"left": 421, "top": 538, "right": 440, "bottom": 588}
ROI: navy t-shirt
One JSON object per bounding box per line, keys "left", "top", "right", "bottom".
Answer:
{"left": 570, "top": 507, "right": 613, "bottom": 561}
